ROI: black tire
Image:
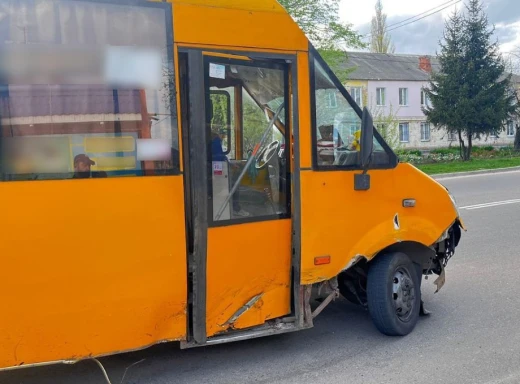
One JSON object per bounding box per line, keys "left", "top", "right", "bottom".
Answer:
{"left": 367, "top": 252, "right": 421, "bottom": 336}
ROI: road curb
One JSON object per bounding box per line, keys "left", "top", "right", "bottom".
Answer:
{"left": 431, "top": 166, "right": 520, "bottom": 179}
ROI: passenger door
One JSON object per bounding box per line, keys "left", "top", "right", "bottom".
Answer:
{"left": 179, "top": 49, "right": 295, "bottom": 343}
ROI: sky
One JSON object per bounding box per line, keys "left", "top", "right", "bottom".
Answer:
{"left": 339, "top": 0, "right": 520, "bottom": 57}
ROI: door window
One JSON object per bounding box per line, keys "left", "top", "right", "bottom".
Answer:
{"left": 206, "top": 59, "right": 290, "bottom": 223}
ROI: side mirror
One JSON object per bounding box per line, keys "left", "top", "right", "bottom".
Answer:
{"left": 354, "top": 107, "right": 374, "bottom": 191}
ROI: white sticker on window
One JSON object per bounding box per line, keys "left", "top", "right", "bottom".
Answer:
{"left": 209, "top": 63, "right": 226, "bottom": 79}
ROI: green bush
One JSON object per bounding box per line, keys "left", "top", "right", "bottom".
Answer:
{"left": 430, "top": 148, "right": 459, "bottom": 155}
{"left": 472, "top": 145, "right": 494, "bottom": 153}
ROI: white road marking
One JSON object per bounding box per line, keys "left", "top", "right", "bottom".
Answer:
{"left": 460, "top": 199, "right": 520, "bottom": 210}
{"left": 435, "top": 169, "right": 520, "bottom": 181}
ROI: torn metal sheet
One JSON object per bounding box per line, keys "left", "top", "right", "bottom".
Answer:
{"left": 393, "top": 213, "right": 400, "bottom": 230}
{"left": 342, "top": 255, "right": 367, "bottom": 272}
{"left": 434, "top": 265, "right": 446, "bottom": 293}
{"left": 220, "top": 294, "right": 264, "bottom": 327}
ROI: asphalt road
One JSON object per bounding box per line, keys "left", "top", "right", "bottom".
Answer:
{"left": 3, "top": 170, "right": 520, "bottom": 384}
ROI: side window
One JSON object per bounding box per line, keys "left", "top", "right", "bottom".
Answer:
{"left": 312, "top": 57, "right": 392, "bottom": 168}
{"left": 0, "top": 1, "right": 178, "bottom": 181}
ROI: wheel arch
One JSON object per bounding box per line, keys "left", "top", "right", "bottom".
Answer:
{"left": 372, "top": 241, "right": 436, "bottom": 271}
{"left": 338, "top": 240, "right": 435, "bottom": 282}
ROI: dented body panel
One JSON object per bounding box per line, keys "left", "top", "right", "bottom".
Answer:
{"left": 206, "top": 220, "right": 292, "bottom": 337}
{"left": 299, "top": 163, "right": 458, "bottom": 284}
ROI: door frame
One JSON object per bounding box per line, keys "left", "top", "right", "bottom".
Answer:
{"left": 178, "top": 46, "right": 306, "bottom": 347}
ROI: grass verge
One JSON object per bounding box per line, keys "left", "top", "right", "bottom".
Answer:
{"left": 415, "top": 157, "right": 520, "bottom": 175}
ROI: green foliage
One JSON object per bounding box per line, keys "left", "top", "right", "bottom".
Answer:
{"left": 367, "top": 97, "right": 402, "bottom": 151}
{"left": 242, "top": 98, "right": 268, "bottom": 155}
{"left": 370, "top": 0, "right": 395, "bottom": 53}
{"left": 423, "top": 0, "right": 519, "bottom": 161}
{"left": 209, "top": 93, "right": 230, "bottom": 131}
{"left": 417, "top": 157, "right": 520, "bottom": 175}
{"left": 278, "top": 0, "right": 366, "bottom": 78}
{"left": 430, "top": 147, "right": 459, "bottom": 155}
{"left": 278, "top": 0, "right": 364, "bottom": 50}
{"left": 398, "top": 145, "right": 520, "bottom": 166}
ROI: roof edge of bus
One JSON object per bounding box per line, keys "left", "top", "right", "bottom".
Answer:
{"left": 171, "top": 0, "right": 289, "bottom": 14}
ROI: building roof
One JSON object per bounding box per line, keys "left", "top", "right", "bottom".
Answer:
{"left": 344, "top": 51, "right": 520, "bottom": 84}
{"left": 344, "top": 52, "right": 440, "bottom": 81}
{"left": 509, "top": 73, "right": 520, "bottom": 84}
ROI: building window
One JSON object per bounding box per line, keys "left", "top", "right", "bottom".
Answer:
{"left": 507, "top": 121, "right": 515, "bottom": 137}
{"left": 399, "top": 88, "right": 408, "bottom": 106}
{"left": 421, "top": 90, "right": 430, "bottom": 107}
{"left": 448, "top": 132, "right": 457, "bottom": 141}
{"left": 350, "top": 87, "right": 363, "bottom": 106}
{"left": 326, "top": 92, "right": 337, "bottom": 108}
{"left": 399, "top": 123, "right": 409, "bottom": 143}
{"left": 376, "top": 88, "right": 386, "bottom": 106}
{"left": 420, "top": 122, "right": 431, "bottom": 141}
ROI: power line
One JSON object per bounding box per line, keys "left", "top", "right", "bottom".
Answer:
{"left": 364, "top": 0, "right": 463, "bottom": 38}
{"left": 386, "top": 0, "right": 463, "bottom": 33}
{"left": 384, "top": 0, "right": 460, "bottom": 31}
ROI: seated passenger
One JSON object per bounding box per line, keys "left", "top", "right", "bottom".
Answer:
{"left": 73, "top": 154, "right": 107, "bottom": 179}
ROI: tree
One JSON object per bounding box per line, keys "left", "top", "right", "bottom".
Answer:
{"left": 278, "top": 0, "right": 366, "bottom": 81}
{"left": 370, "top": 0, "right": 395, "bottom": 54}
{"left": 423, "top": 10, "right": 467, "bottom": 158}
{"left": 424, "top": 1, "right": 519, "bottom": 160}
{"left": 371, "top": 104, "right": 402, "bottom": 151}
{"left": 505, "top": 48, "right": 520, "bottom": 74}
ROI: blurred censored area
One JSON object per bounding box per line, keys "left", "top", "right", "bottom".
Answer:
{"left": 0, "top": 0, "right": 179, "bottom": 180}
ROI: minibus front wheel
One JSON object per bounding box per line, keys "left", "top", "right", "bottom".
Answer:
{"left": 366, "top": 251, "right": 421, "bottom": 336}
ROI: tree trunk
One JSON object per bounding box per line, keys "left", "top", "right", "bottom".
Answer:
{"left": 465, "top": 132, "right": 473, "bottom": 160}
{"left": 515, "top": 124, "right": 520, "bottom": 151}
{"left": 458, "top": 130, "right": 467, "bottom": 160}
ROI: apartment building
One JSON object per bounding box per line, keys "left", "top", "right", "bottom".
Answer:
{"left": 343, "top": 52, "right": 520, "bottom": 149}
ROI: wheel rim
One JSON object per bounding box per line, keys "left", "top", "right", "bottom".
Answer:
{"left": 392, "top": 267, "right": 416, "bottom": 322}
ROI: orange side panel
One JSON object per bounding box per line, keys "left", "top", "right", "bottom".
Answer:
{"left": 300, "top": 163, "right": 458, "bottom": 285}
{"left": 206, "top": 220, "right": 292, "bottom": 337}
{"left": 0, "top": 176, "right": 187, "bottom": 369}
{"left": 173, "top": 3, "right": 308, "bottom": 52}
